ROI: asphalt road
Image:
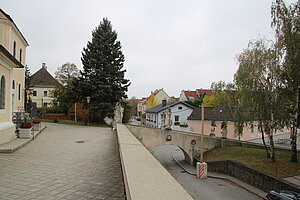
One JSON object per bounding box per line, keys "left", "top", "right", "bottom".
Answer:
{"left": 153, "top": 145, "right": 262, "bottom": 200}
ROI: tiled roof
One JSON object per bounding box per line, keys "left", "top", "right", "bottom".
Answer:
{"left": 184, "top": 90, "right": 199, "bottom": 100}
{"left": 196, "top": 89, "right": 213, "bottom": 96}
{"left": 188, "top": 107, "right": 234, "bottom": 121}
{"left": 138, "top": 97, "right": 147, "bottom": 103}
{"left": 146, "top": 101, "right": 193, "bottom": 114}
{"left": 29, "top": 67, "right": 57, "bottom": 87}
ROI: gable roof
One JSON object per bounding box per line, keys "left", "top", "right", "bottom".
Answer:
{"left": 188, "top": 107, "right": 234, "bottom": 121}
{"left": 146, "top": 101, "right": 194, "bottom": 114}
{"left": 29, "top": 67, "right": 57, "bottom": 87}
{"left": 184, "top": 90, "right": 199, "bottom": 100}
{"left": 196, "top": 89, "right": 213, "bottom": 97}
{"left": 0, "top": 9, "right": 29, "bottom": 46}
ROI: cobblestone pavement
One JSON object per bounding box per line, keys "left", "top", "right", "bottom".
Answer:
{"left": 0, "top": 123, "right": 125, "bottom": 200}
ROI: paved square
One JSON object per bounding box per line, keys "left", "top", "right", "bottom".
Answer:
{"left": 0, "top": 123, "right": 125, "bottom": 200}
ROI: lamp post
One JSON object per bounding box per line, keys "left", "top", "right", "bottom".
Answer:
{"left": 86, "top": 96, "right": 90, "bottom": 125}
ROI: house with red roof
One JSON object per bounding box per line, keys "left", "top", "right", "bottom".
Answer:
{"left": 137, "top": 97, "right": 147, "bottom": 118}
{"left": 196, "top": 89, "right": 213, "bottom": 97}
{"left": 179, "top": 89, "right": 212, "bottom": 102}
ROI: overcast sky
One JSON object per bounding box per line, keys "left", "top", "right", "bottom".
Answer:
{"left": 1, "top": 0, "right": 296, "bottom": 98}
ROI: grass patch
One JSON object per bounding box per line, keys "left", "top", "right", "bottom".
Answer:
{"left": 40, "top": 119, "right": 110, "bottom": 127}
{"left": 204, "top": 146, "right": 300, "bottom": 178}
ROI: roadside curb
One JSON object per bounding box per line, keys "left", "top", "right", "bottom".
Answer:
{"left": 0, "top": 126, "right": 47, "bottom": 153}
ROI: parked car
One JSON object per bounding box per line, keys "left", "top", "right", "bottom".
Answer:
{"left": 263, "top": 190, "right": 300, "bottom": 200}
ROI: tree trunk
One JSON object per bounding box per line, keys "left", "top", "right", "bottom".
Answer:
{"left": 291, "top": 117, "right": 298, "bottom": 163}
{"left": 269, "top": 133, "right": 276, "bottom": 162}
{"left": 260, "top": 126, "right": 270, "bottom": 158}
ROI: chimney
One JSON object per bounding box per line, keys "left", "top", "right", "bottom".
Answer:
{"left": 42, "top": 62, "right": 47, "bottom": 70}
{"left": 162, "top": 100, "right": 167, "bottom": 107}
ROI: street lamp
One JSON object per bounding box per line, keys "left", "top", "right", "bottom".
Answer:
{"left": 86, "top": 96, "right": 90, "bottom": 125}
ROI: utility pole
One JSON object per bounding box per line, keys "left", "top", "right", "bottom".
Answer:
{"left": 197, "top": 103, "right": 207, "bottom": 179}
{"left": 200, "top": 103, "right": 204, "bottom": 162}
{"left": 297, "top": 86, "right": 300, "bottom": 128}
{"left": 74, "top": 103, "right": 77, "bottom": 122}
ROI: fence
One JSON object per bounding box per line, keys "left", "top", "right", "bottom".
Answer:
{"left": 39, "top": 114, "right": 74, "bottom": 121}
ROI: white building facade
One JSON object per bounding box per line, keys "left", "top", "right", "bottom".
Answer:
{"left": 146, "top": 101, "right": 193, "bottom": 131}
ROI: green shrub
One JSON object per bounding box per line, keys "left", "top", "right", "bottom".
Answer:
{"left": 174, "top": 122, "right": 180, "bottom": 126}
{"left": 53, "top": 119, "right": 59, "bottom": 123}
{"left": 180, "top": 124, "right": 188, "bottom": 128}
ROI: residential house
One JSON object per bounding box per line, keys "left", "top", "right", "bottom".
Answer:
{"left": 29, "top": 63, "right": 56, "bottom": 108}
{"left": 187, "top": 107, "right": 289, "bottom": 141}
{"left": 143, "top": 88, "right": 170, "bottom": 111}
{"left": 146, "top": 100, "right": 193, "bottom": 130}
{"left": 137, "top": 97, "right": 147, "bottom": 118}
{"left": 140, "top": 88, "right": 170, "bottom": 124}
{"left": 0, "top": 9, "right": 28, "bottom": 145}
{"left": 196, "top": 89, "right": 212, "bottom": 97}
{"left": 179, "top": 90, "right": 198, "bottom": 101}
{"left": 179, "top": 89, "right": 212, "bottom": 102}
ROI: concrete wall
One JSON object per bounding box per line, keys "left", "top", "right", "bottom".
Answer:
{"left": 117, "top": 124, "right": 193, "bottom": 200}
{"left": 126, "top": 125, "right": 221, "bottom": 164}
{"left": 207, "top": 160, "right": 300, "bottom": 193}
{"left": 0, "top": 123, "right": 16, "bottom": 145}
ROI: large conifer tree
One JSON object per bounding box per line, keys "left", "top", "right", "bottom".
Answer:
{"left": 79, "top": 18, "right": 130, "bottom": 119}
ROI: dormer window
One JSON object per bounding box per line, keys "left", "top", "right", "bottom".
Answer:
{"left": 13, "top": 41, "right": 16, "bottom": 57}
{"left": 188, "top": 97, "right": 194, "bottom": 101}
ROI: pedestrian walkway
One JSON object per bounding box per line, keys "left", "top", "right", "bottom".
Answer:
{"left": 0, "top": 123, "right": 125, "bottom": 200}
{"left": 248, "top": 133, "right": 300, "bottom": 150}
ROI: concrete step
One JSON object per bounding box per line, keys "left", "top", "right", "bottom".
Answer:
{"left": 0, "top": 126, "right": 47, "bottom": 153}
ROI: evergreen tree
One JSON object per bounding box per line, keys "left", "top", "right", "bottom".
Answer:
{"left": 78, "top": 18, "right": 130, "bottom": 120}
{"left": 24, "top": 65, "right": 32, "bottom": 112}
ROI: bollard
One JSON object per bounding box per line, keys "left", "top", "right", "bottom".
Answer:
{"left": 196, "top": 162, "right": 207, "bottom": 179}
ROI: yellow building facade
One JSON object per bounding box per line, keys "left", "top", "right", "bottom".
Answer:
{"left": 29, "top": 63, "right": 56, "bottom": 108}
{"left": 0, "top": 9, "right": 28, "bottom": 145}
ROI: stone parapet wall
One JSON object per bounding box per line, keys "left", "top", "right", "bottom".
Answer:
{"left": 116, "top": 124, "right": 193, "bottom": 200}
